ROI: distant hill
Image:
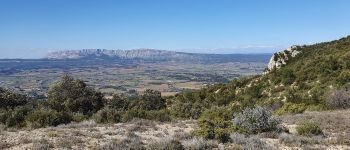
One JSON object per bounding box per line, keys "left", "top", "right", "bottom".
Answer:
{"left": 45, "top": 49, "right": 271, "bottom": 63}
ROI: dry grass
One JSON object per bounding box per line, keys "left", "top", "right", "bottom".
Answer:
{"left": 2, "top": 109, "right": 350, "bottom": 149}
{"left": 0, "top": 119, "right": 196, "bottom": 149}
{"left": 281, "top": 109, "right": 350, "bottom": 135}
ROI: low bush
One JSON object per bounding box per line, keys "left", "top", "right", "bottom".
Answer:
{"left": 129, "top": 89, "right": 166, "bottom": 111}
{"left": 121, "top": 109, "right": 171, "bottom": 122}
{"left": 296, "top": 121, "right": 323, "bottom": 136}
{"left": 193, "top": 107, "right": 237, "bottom": 143}
{"left": 145, "top": 109, "right": 171, "bottom": 122}
{"left": 72, "top": 113, "right": 88, "bottom": 122}
{"left": 230, "top": 133, "right": 247, "bottom": 145}
{"left": 0, "top": 88, "right": 28, "bottom": 109}
{"left": 229, "top": 133, "right": 271, "bottom": 150}
{"left": 93, "top": 108, "right": 123, "bottom": 123}
{"left": 327, "top": 89, "right": 350, "bottom": 109}
{"left": 275, "top": 102, "right": 307, "bottom": 115}
{"left": 182, "top": 137, "right": 217, "bottom": 150}
{"left": 278, "top": 133, "right": 302, "bottom": 147}
{"left": 26, "top": 109, "right": 72, "bottom": 128}
{"left": 32, "top": 138, "right": 51, "bottom": 150}
{"left": 233, "top": 106, "right": 281, "bottom": 134}
{"left": 0, "top": 106, "right": 32, "bottom": 128}
{"left": 243, "top": 136, "right": 271, "bottom": 150}
{"left": 148, "top": 139, "right": 184, "bottom": 150}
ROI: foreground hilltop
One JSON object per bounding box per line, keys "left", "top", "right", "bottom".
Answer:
{"left": 169, "top": 36, "right": 350, "bottom": 120}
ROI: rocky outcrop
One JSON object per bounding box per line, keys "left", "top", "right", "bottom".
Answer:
{"left": 267, "top": 46, "right": 302, "bottom": 71}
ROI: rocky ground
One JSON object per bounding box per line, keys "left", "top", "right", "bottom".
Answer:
{"left": 1, "top": 109, "right": 350, "bottom": 150}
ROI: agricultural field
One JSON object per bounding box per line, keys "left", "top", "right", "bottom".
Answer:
{"left": 0, "top": 61, "right": 267, "bottom": 97}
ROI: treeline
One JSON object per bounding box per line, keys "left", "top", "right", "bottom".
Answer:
{"left": 0, "top": 75, "right": 289, "bottom": 143}
{"left": 0, "top": 75, "right": 170, "bottom": 129}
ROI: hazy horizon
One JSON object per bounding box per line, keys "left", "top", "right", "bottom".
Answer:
{"left": 0, "top": 0, "right": 349, "bottom": 58}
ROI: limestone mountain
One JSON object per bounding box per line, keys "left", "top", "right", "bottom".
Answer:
{"left": 45, "top": 49, "right": 271, "bottom": 63}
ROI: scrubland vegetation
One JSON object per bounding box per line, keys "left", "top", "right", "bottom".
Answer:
{"left": 1, "top": 36, "right": 350, "bottom": 149}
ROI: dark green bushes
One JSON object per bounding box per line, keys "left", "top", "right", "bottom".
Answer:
{"left": 0, "top": 88, "right": 28, "bottom": 109}
{"left": 47, "top": 75, "right": 104, "bottom": 115}
{"left": 92, "top": 107, "right": 123, "bottom": 123}
{"left": 194, "top": 107, "right": 237, "bottom": 143}
{"left": 122, "top": 109, "right": 171, "bottom": 122}
{"left": 0, "top": 106, "right": 32, "bottom": 128}
{"left": 26, "top": 109, "right": 72, "bottom": 128}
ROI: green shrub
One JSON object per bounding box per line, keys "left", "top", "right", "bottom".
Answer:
{"left": 233, "top": 106, "right": 281, "bottom": 134}
{"left": 72, "top": 113, "right": 88, "bottom": 122}
{"left": 306, "top": 104, "right": 327, "bottom": 111}
{"left": 105, "top": 94, "right": 129, "bottom": 110}
{"left": 92, "top": 107, "right": 122, "bottom": 123}
{"left": 145, "top": 109, "right": 171, "bottom": 122}
{"left": 193, "top": 107, "right": 237, "bottom": 143}
{"left": 26, "top": 109, "right": 72, "bottom": 128}
{"left": 121, "top": 109, "right": 171, "bottom": 122}
{"left": 296, "top": 121, "right": 323, "bottom": 136}
{"left": 129, "top": 89, "right": 166, "bottom": 110}
{"left": 275, "top": 103, "right": 307, "bottom": 115}
{"left": 0, "top": 88, "right": 28, "bottom": 109}
{"left": 337, "top": 70, "right": 350, "bottom": 85}
{"left": 0, "top": 106, "right": 32, "bottom": 127}
{"left": 47, "top": 75, "right": 104, "bottom": 115}
{"left": 121, "top": 109, "right": 147, "bottom": 122}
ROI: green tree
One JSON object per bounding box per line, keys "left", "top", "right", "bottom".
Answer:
{"left": 105, "top": 94, "right": 129, "bottom": 111}
{"left": 0, "top": 88, "right": 28, "bottom": 110}
{"left": 130, "top": 89, "right": 165, "bottom": 110}
{"left": 47, "top": 75, "right": 104, "bottom": 115}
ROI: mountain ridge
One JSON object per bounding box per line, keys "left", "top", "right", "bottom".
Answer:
{"left": 45, "top": 49, "right": 272, "bottom": 63}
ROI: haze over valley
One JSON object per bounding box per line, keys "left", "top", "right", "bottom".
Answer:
{"left": 0, "top": 49, "right": 270, "bottom": 97}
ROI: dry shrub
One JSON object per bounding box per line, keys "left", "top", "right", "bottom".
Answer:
{"left": 18, "top": 136, "right": 32, "bottom": 144}
{"left": 229, "top": 133, "right": 272, "bottom": 150}
{"left": 233, "top": 106, "right": 281, "bottom": 134}
{"left": 182, "top": 137, "right": 217, "bottom": 150}
{"left": 148, "top": 138, "right": 184, "bottom": 150}
{"left": 278, "top": 133, "right": 302, "bottom": 147}
{"left": 327, "top": 89, "right": 350, "bottom": 109}
{"left": 58, "top": 120, "right": 96, "bottom": 128}
{"left": 173, "top": 132, "right": 192, "bottom": 141}
{"left": 32, "top": 138, "right": 51, "bottom": 150}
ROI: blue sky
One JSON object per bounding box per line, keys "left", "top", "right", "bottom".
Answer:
{"left": 0, "top": 0, "right": 349, "bottom": 58}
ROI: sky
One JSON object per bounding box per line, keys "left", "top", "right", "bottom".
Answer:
{"left": 0, "top": 0, "right": 349, "bottom": 58}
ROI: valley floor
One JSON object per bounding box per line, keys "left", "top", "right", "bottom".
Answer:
{"left": 1, "top": 109, "right": 350, "bottom": 150}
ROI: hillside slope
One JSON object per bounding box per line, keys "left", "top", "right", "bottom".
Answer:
{"left": 169, "top": 36, "right": 350, "bottom": 118}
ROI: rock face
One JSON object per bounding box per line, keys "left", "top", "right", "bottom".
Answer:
{"left": 46, "top": 49, "right": 186, "bottom": 60}
{"left": 267, "top": 46, "right": 302, "bottom": 71}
